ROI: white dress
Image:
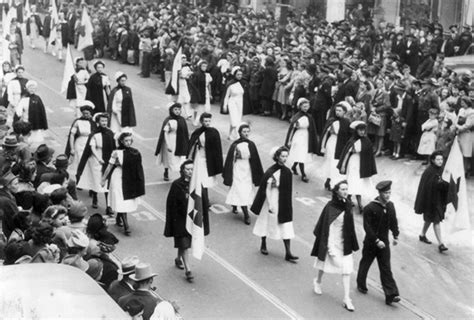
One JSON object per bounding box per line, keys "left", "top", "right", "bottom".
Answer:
{"left": 346, "top": 140, "right": 373, "bottom": 195}
{"left": 109, "top": 150, "right": 140, "bottom": 212}
{"left": 77, "top": 133, "right": 108, "bottom": 193}
{"left": 225, "top": 142, "right": 255, "bottom": 206}
{"left": 288, "top": 116, "right": 312, "bottom": 163}
{"left": 157, "top": 119, "right": 185, "bottom": 172}
{"left": 417, "top": 119, "right": 438, "bottom": 155}
{"left": 16, "top": 97, "right": 45, "bottom": 144}
{"left": 321, "top": 121, "right": 346, "bottom": 188}
{"left": 193, "top": 133, "right": 217, "bottom": 189}
{"left": 253, "top": 169, "right": 295, "bottom": 240}
{"left": 224, "top": 82, "right": 244, "bottom": 128}
{"left": 177, "top": 66, "right": 193, "bottom": 118}
{"left": 109, "top": 88, "right": 133, "bottom": 134}
{"left": 69, "top": 120, "right": 92, "bottom": 176}
{"left": 314, "top": 213, "right": 354, "bottom": 274}
{"left": 69, "top": 70, "right": 90, "bottom": 118}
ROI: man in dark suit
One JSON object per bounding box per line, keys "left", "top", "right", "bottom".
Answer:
{"left": 334, "top": 68, "right": 359, "bottom": 104}
{"left": 0, "top": 170, "right": 19, "bottom": 239}
{"left": 356, "top": 181, "right": 401, "bottom": 306}
{"left": 403, "top": 34, "right": 420, "bottom": 75}
{"left": 391, "top": 31, "right": 405, "bottom": 59}
{"left": 118, "top": 263, "right": 162, "bottom": 320}
{"left": 108, "top": 256, "right": 139, "bottom": 302}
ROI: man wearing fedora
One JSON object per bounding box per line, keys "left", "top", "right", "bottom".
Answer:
{"left": 118, "top": 263, "right": 162, "bottom": 320}
{"left": 0, "top": 135, "right": 21, "bottom": 172}
{"left": 356, "top": 181, "right": 401, "bottom": 306}
{"left": 33, "top": 144, "right": 55, "bottom": 188}
{"left": 0, "top": 170, "right": 20, "bottom": 238}
{"left": 108, "top": 256, "right": 139, "bottom": 303}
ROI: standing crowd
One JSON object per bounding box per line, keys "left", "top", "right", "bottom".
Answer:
{"left": 0, "top": 0, "right": 472, "bottom": 318}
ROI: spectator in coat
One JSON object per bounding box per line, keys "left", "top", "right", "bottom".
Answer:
{"left": 416, "top": 48, "right": 435, "bottom": 80}
{"left": 108, "top": 256, "right": 140, "bottom": 302}
{"left": 259, "top": 57, "right": 278, "bottom": 116}
{"left": 0, "top": 170, "right": 20, "bottom": 239}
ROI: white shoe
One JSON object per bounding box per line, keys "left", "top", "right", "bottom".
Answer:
{"left": 343, "top": 298, "right": 355, "bottom": 312}
{"left": 52, "top": 52, "right": 56, "bottom": 57}
{"left": 313, "top": 279, "right": 322, "bottom": 295}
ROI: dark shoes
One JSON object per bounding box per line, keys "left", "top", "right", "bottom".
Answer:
{"left": 185, "top": 271, "right": 194, "bottom": 282}
{"left": 105, "top": 207, "right": 114, "bottom": 217}
{"left": 244, "top": 215, "right": 251, "bottom": 225}
{"left": 292, "top": 167, "right": 298, "bottom": 175}
{"left": 439, "top": 244, "right": 448, "bottom": 253}
{"left": 301, "top": 175, "right": 309, "bottom": 183}
{"left": 260, "top": 247, "right": 268, "bottom": 255}
{"left": 419, "top": 235, "right": 432, "bottom": 244}
{"left": 324, "top": 179, "right": 331, "bottom": 191}
{"left": 175, "top": 258, "right": 184, "bottom": 270}
{"left": 385, "top": 295, "right": 401, "bottom": 305}
{"left": 357, "top": 286, "right": 368, "bottom": 294}
{"left": 285, "top": 254, "right": 299, "bottom": 263}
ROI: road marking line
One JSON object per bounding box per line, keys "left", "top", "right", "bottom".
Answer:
{"left": 140, "top": 200, "right": 303, "bottom": 320}
{"left": 145, "top": 181, "right": 172, "bottom": 186}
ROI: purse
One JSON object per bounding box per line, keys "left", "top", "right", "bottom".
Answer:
{"left": 368, "top": 112, "right": 382, "bottom": 126}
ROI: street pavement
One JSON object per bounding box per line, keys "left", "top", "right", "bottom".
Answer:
{"left": 19, "top": 43, "right": 474, "bottom": 319}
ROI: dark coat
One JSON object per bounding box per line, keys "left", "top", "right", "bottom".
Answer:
{"left": 107, "top": 85, "right": 137, "bottom": 128}
{"left": 443, "top": 37, "right": 456, "bottom": 57}
{"left": 118, "top": 290, "right": 161, "bottom": 320}
{"left": 223, "top": 139, "right": 263, "bottom": 187}
{"left": 403, "top": 40, "right": 420, "bottom": 75}
{"left": 34, "top": 161, "right": 55, "bottom": 188}
{"left": 334, "top": 79, "right": 358, "bottom": 104}
{"left": 417, "top": 89, "right": 439, "bottom": 128}
{"left": 85, "top": 72, "right": 108, "bottom": 114}
{"left": 337, "top": 136, "right": 377, "bottom": 178}
{"left": 391, "top": 40, "right": 406, "bottom": 59}
{"left": 26, "top": 14, "right": 42, "bottom": 36}
{"left": 164, "top": 177, "right": 191, "bottom": 237}
{"left": 66, "top": 12, "right": 76, "bottom": 44}
{"left": 27, "top": 94, "right": 48, "bottom": 130}
{"left": 66, "top": 75, "right": 77, "bottom": 100}
{"left": 414, "top": 164, "right": 449, "bottom": 222}
{"left": 310, "top": 197, "right": 359, "bottom": 260}
{"left": 155, "top": 113, "right": 189, "bottom": 157}
{"left": 258, "top": 66, "right": 278, "bottom": 99}
{"left": 319, "top": 117, "right": 351, "bottom": 159}
{"left": 121, "top": 148, "right": 145, "bottom": 200}
{"left": 285, "top": 112, "right": 319, "bottom": 155}
{"left": 60, "top": 22, "right": 69, "bottom": 48}
{"left": 416, "top": 56, "right": 434, "bottom": 79}
{"left": 251, "top": 163, "right": 293, "bottom": 224}
{"left": 312, "top": 77, "right": 333, "bottom": 137}
{"left": 108, "top": 279, "right": 134, "bottom": 303}
{"left": 400, "top": 94, "right": 417, "bottom": 137}
{"left": 42, "top": 14, "right": 52, "bottom": 38}
{"left": 362, "top": 198, "right": 400, "bottom": 245}
{"left": 188, "top": 70, "right": 207, "bottom": 104}
{"left": 0, "top": 188, "right": 19, "bottom": 239}
{"left": 188, "top": 127, "right": 223, "bottom": 177}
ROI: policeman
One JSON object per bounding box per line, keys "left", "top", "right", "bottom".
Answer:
{"left": 356, "top": 180, "right": 401, "bottom": 305}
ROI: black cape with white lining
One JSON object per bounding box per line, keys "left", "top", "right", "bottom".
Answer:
{"left": 311, "top": 197, "right": 359, "bottom": 260}
{"left": 222, "top": 138, "right": 264, "bottom": 187}
{"left": 76, "top": 127, "right": 116, "bottom": 183}
{"left": 284, "top": 111, "right": 319, "bottom": 154}
{"left": 64, "top": 117, "right": 96, "bottom": 157}
{"left": 120, "top": 147, "right": 145, "bottom": 200}
{"left": 154, "top": 111, "right": 189, "bottom": 157}
{"left": 164, "top": 176, "right": 191, "bottom": 238}
{"left": 319, "top": 117, "right": 351, "bottom": 159}
{"left": 107, "top": 85, "right": 137, "bottom": 127}
{"left": 250, "top": 163, "right": 293, "bottom": 224}
{"left": 27, "top": 93, "right": 48, "bottom": 130}
{"left": 188, "top": 127, "right": 223, "bottom": 177}
{"left": 86, "top": 72, "right": 108, "bottom": 114}
{"left": 337, "top": 136, "right": 377, "bottom": 178}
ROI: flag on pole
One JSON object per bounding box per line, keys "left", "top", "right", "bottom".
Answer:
{"left": 442, "top": 137, "right": 471, "bottom": 240}
{"left": 2, "top": 8, "right": 11, "bottom": 63}
{"left": 24, "top": 0, "right": 31, "bottom": 19}
{"left": 61, "top": 44, "right": 75, "bottom": 93}
{"left": 165, "top": 46, "right": 182, "bottom": 96}
{"left": 77, "top": 7, "right": 93, "bottom": 52}
{"left": 186, "top": 158, "right": 205, "bottom": 260}
{"left": 48, "top": 0, "right": 59, "bottom": 46}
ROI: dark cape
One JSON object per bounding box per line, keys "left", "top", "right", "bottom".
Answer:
{"left": 310, "top": 197, "right": 359, "bottom": 260}
{"left": 76, "top": 127, "right": 116, "bottom": 183}
{"left": 164, "top": 177, "right": 191, "bottom": 237}
{"left": 86, "top": 72, "right": 108, "bottom": 114}
{"left": 251, "top": 163, "right": 293, "bottom": 224}
{"left": 284, "top": 111, "right": 319, "bottom": 155}
{"left": 121, "top": 147, "right": 145, "bottom": 200}
{"left": 66, "top": 75, "right": 77, "bottom": 100}
{"left": 107, "top": 85, "right": 137, "bottom": 127}
{"left": 219, "top": 79, "right": 252, "bottom": 115}
{"left": 319, "top": 117, "right": 351, "bottom": 159}
{"left": 27, "top": 94, "right": 48, "bottom": 130}
{"left": 222, "top": 138, "right": 264, "bottom": 187}
{"left": 189, "top": 70, "right": 207, "bottom": 104}
{"left": 414, "top": 164, "right": 449, "bottom": 221}
{"left": 188, "top": 127, "right": 223, "bottom": 177}
{"left": 337, "top": 136, "right": 377, "bottom": 178}
{"left": 154, "top": 114, "right": 189, "bottom": 157}
{"left": 64, "top": 118, "right": 96, "bottom": 157}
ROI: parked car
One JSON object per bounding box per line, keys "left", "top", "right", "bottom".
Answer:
{"left": 444, "top": 43, "right": 474, "bottom": 74}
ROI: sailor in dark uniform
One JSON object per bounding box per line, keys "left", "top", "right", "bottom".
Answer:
{"left": 356, "top": 180, "right": 401, "bottom": 305}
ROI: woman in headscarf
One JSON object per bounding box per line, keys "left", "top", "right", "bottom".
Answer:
{"left": 101, "top": 132, "right": 145, "bottom": 236}
{"left": 155, "top": 103, "right": 189, "bottom": 182}
{"left": 107, "top": 72, "right": 137, "bottom": 134}
{"left": 285, "top": 98, "right": 318, "bottom": 183}
{"left": 223, "top": 123, "right": 264, "bottom": 225}
{"left": 320, "top": 102, "right": 351, "bottom": 190}
{"left": 66, "top": 57, "right": 90, "bottom": 118}
{"left": 15, "top": 80, "right": 48, "bottom": 145}
{"left": 76, "top": 113, "right": 116, "bottom": 213}
{"left": 251, "top": 146, "right": 298, "bottom": 263}
{"left": 189, "top": 60, "right": 212, "bottom": 126}
{"left": 311, "top": 180, "right": 359, "bottom": 312}
{"left": 86, "top": 61, "right": 111, "bottom": 115}
{"left": 221, "top": 67, "right": 249, "bottom": 140}
{"left": 414, "top": 151, "right": 449, "bottom": 253}
{"left": 65, "top": 101, "right": 96, "bottom": 177}
{"left": 337, "top": 121, "right": 377, "bottom": 212}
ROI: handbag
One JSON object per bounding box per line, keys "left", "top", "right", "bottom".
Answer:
{"left": 368, "top": 112, "right": 382, "bottom": 126}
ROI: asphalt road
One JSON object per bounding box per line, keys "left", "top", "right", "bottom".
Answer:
{"left": 20, "top": 41, "right": 474, "bottom": 319}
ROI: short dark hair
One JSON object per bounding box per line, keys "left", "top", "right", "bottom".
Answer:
{"left": 331, "top": 180, "right": 348, "bottom": 200}
{"left": 272, "top": 146, "right": 289, "bottom": 162}
{"left": 199, "top": 112, "right": 212, "bottom": 122}
{"left": 13, "top": 121, "right": 32, "bottom": 136}
{"left": 50, "top": 172, "right": 67, "bottom": 185}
